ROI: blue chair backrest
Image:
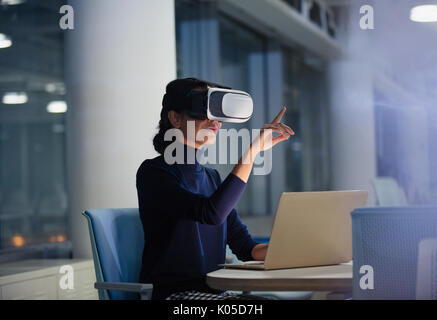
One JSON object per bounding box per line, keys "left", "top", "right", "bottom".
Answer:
{"left": 352, "top": 206, "right": 437, "bottom": 299}
{"left": 82, "top": 208, "right": 144, "bottom": 300}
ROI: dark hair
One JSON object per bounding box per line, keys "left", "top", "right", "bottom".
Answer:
{"left": 152, "top": 107, "right": 180, "bottom": 155}
{"left": 153, "top": 77, "right": 231, "bottom": 154}
{"left": 152, "top": 79, "right": 207, "bottom": 154}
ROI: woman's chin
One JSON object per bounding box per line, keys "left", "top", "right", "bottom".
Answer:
{"left": 197, "top": 136, "right": 216, "bottom": 147}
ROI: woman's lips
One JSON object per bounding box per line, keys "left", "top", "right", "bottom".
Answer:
{"left": 208, "top": 127, "right": 218, "bottom": 133}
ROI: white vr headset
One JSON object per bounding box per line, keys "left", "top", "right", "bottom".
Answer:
{"left": 184, "top": 87, "right": 253, "bottom": 123}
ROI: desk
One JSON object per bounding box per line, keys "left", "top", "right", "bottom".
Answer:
{"left": 206, "top": 262, "right": 352, "bottom": 293}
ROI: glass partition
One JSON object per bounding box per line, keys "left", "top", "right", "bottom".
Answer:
{"left": 0, "top": 1, "right": 69, "bottom": 255}
{"left": 175, "top": 0, "right": 330, "bottom": 216}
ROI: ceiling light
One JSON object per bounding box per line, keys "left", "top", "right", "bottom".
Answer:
{"left": 1, "top": 0, "right": 26, "bottom": 5}
{"left": 47, "top": 101, "right": 67, "bottom": 113}
{"left": 0, "top": 33, "right": 12, "bottom": 49}
{"left": 410, "top": 5, "right": 437, "bottom": 22}
{"left": 45, "top": 82, "right": 66, "bottom": 95}
{"left": 2, "top": 92, "right": 28, "bottom": 104}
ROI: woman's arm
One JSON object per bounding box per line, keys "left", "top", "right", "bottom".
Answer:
{"left": 226, "top": 210, "right": 268, "bottom": 261}
{"left": 232, "top": 106, "right": 294, "bottom": 183}
{"left": 226, "top": 208, "right": 258, "bottom": 261}
{"left": 137, "top": 165, "right": 246, "bottom": 226}
{"left": 137, "top": 107, "right": 294, "bottom": 226}
{"left": 231, "top": 107, "right": 292, "bottom": 260}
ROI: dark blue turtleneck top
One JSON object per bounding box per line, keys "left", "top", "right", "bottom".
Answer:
{"left": 136, "top": 142, "right": 258, "bottom": 300}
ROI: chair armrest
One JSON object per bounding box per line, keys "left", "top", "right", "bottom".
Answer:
{"left": 94, "top": 282, "right": 153, "bottom": 300}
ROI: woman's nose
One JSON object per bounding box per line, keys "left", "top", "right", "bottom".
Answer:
{"left": 208, "top": 120, "right": 221, "bottom": 128}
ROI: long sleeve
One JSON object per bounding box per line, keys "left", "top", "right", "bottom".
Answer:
{"left": 210, "top": 169, "right": 258, "bottom": 261}
{"left": 137, "top": 161, "right": 247, "bottom": 225}
{"left": 226, "top": 209, "right": 258, "bottom": 261}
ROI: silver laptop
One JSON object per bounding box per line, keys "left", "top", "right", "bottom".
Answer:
{"left": 219, "top": 190, "right": 368, "bottom": 270}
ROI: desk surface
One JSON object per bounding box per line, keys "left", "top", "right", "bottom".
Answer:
{"left": 206, "top": 262, "right": 352, "bottom": 292}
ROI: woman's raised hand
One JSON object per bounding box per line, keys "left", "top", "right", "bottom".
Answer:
{"left": 232, "top": 106, "right": 294, "bottom": 183}
{"left": 251, "top": 106, "right": 295, "bottom": 154}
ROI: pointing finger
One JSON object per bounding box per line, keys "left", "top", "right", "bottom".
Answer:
{"left": 271, "top": 106, "right": 286, "bottom": 124}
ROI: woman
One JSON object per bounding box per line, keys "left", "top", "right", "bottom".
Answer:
{"left": 136, "top": 78, "right": 294, "bottom": 300}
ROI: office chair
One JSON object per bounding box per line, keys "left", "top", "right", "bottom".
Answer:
{"left": 82, "top": 208, "right": 153, "bottom": 300}
{"left": 351, "top": 206, "right": 437, "bottom": 299}
{"left": 372, "top": 177, "right": 407, "bottom": 206}
{"left": 416, "top": 238, "right": 437, "bottom": 299}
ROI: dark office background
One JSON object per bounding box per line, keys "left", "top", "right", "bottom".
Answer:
{"left": 1, "top": 0, "right": 437, "bottom": 261}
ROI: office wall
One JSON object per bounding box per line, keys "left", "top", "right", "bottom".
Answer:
{"left": 65, "top": 0, "right": 177, "bottom": 258}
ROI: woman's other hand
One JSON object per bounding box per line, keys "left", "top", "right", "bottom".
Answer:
{"left": 251, "top": 243, "right": 269, "bottom": 261}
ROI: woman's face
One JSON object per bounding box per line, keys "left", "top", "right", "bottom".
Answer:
{"left": 167, "top": 110, "right": 222, "bottom": 149}
{"left": 180, "top": 112, "right": 222, "bottom": 149}
{"left": 167, "top": 86, "right": 222, "bottom": 149}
